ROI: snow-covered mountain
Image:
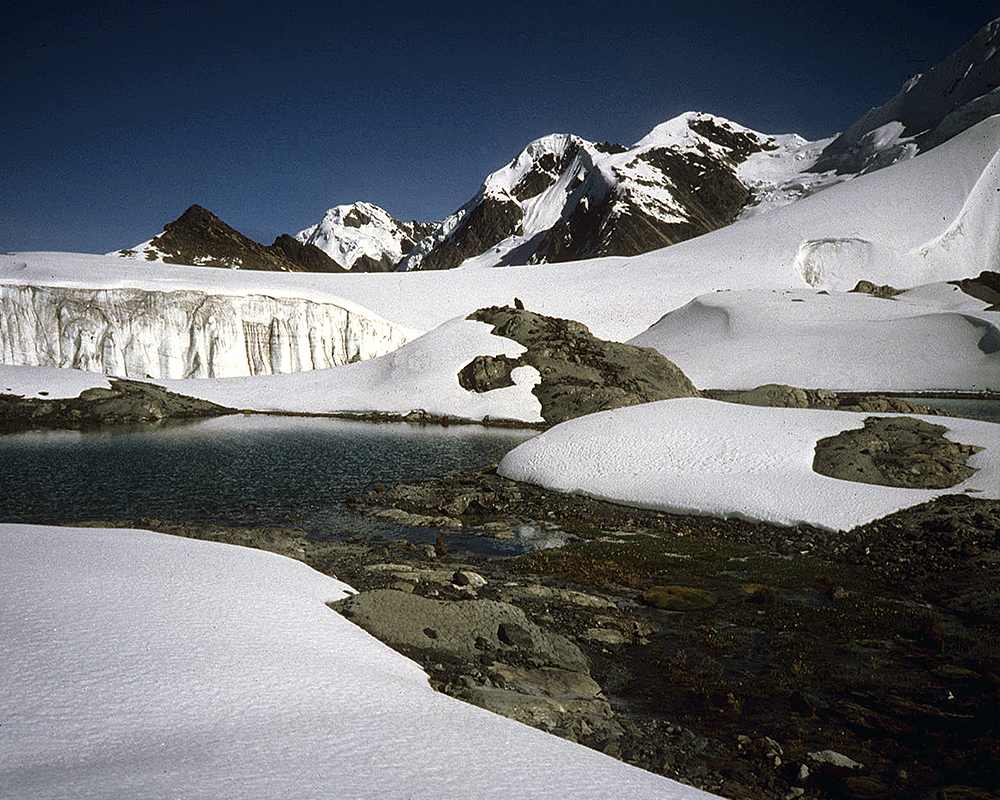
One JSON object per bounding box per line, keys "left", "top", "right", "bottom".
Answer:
{"left": 115, "top": 205, "right": 345, "bottom": 273}
{"left": 294, "top": 202, "right": 435, "bottom": 272}
{"left": 810, "top": 16, "right": 999, "bottom": 176}
{"left": 398, "top": 115, "right": 783, "bottom": 270}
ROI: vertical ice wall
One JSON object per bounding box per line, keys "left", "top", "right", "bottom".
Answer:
{"left": 0, "top": 285, "right": 411, "bottom": 379}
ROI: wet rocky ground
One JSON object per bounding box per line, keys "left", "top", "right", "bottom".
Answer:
{"left": 126, "top": 465, "right": 999, "bottom": 800}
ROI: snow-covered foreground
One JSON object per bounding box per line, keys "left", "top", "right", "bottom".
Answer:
{"left": 499, "top": 398, "right": 1000, "bottom": 531}
{"left": 0, "top": 523, "right": 718, "bottom": 800}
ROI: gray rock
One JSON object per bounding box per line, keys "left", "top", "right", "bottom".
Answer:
{"left": 331, "top": 589, "right": 588, "bottom": 672}
{"left": 813, "top": 416, "right": 982, "bottom": 489}
{"left": 850, "top": 279, "right": 903, "bottom": 298}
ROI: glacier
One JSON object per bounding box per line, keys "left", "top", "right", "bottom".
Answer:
{"left": 0, "top": 284, "right": 411, "bottom": 379}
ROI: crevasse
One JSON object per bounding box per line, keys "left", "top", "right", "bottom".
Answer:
{"left": 0, "top": 285, "right": 410, "bottom": 379}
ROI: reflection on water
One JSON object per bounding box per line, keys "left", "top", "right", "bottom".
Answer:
{"left": 0, "top": 416, "right": 534, "bottom": 546}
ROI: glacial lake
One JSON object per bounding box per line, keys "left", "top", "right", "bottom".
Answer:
{"left": 0, "top": 415, "right": 535, "bottom": 554}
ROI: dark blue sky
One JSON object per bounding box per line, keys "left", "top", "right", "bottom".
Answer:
{"left": 2, "top": 0, "right": 996, "bottom": 253}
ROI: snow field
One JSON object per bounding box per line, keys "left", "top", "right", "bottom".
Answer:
{"left": 498, "top": 398, "right": 1000, "bottom": 531}
{"left": 0, "top": 524, "right": 719, "bottom": 800}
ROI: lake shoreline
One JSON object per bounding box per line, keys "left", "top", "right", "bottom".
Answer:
{"left": 96, "top": 471, "right": 999, "bottom": 800}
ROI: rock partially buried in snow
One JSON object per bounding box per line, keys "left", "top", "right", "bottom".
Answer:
{"left": 462, "top": 305, "right": 699, "bottom": 426}
{"left": 330, "top": 589, "right": 589, "bottom": 673}
{"left": 812, "top": 416, "right": 983, "bottom": 489}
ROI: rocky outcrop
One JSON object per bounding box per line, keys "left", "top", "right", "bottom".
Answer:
{"left": 704, "top": 384, "right": 950, "bottom": 416}
{"left": 949, "top": 270, "right": 1000, "bottom": 310}
{"left": 812, "top": 416, "right": 982, "bottom": 489}
{"left": 461, "top": 305, "right": 699, "bottom": 426}
{"left": 0, "top": 379, "right": 234, "bottom": 432}
{"left": 119, "top": 205, "right": 344, "bottom": 272}
{"left": 849, "top": 279, "right": 903, "bottom": 298}
{"left": 331, "top": 589, "right": 587, "bottom": 672}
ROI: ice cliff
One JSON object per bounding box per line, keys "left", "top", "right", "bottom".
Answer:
{"left": 0, "top": 284, "right": 411, "bottom": 379}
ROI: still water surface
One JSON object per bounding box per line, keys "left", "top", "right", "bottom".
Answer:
{"left": 0, "top": 416, "right": 534, "bottom": 547}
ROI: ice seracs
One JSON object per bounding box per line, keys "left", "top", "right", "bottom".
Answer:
{"left": 0, "top": 254, "right": 412, "bottom": 379}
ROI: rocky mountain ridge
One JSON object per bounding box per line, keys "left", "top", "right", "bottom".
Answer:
{"left": 112, "top": 18, "right": 998, "bottom": 275}
{"left": 116, "top": 204, "right": 345, "bottom": 272}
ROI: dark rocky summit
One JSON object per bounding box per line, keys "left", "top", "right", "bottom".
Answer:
{"left": 415, "top": 195, "right": 525, "bottom": 271}
{"left": 267, "top": 233, "right": 347, "bottom": 273}
{"left": 125, "top": 204, "right": 345, "bottom": 272}
{"left": 461, "top": 305, "right": 699, "bottom": 426}
{"left": 536, "top": 147, "right": 753, "bottom": 263}
{"left": 0, "top": 379, "right": 234, "bottom": 432}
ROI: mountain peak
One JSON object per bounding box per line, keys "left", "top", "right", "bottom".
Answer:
{"left": 115, "top": 205, "right": 344, "bottom": 272}
{"left": 295, "top": 202, "right": 434, "bottom": 271}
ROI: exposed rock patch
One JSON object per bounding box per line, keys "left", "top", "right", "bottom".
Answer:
{"left": 0, "top": 379, "right": 234, "bottom": 432}
{"left": 949, "top": 270, "right": 1000, "bottom": 310}
{"left": 849, "top": 279, "right": 903, "bottom": 298}
{"left": 331, "top": 589, "right": 588, "bottom": 673}
{"left": 812, "top": 416, "right": 982, "bottom": 489}
{"left": 463, "top": 305, "right": 699, "bottom": 426}
{"left": 705, "top": 384, "right": 950, "bottom": 415}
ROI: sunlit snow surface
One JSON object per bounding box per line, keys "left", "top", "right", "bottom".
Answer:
{"left": 0, "top": 524, "right": 718, "bottom": 800}
{"left": 629, "top": 288, "right": 999, "bottom": 392}
{"left": 498, "top": 398, "right": 1000, "bottom": 531}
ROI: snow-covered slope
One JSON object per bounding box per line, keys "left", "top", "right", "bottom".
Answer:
{"left": 0, "top": 523, "right": 716, "bottom": 800}
{"left": 295, "top": 202, "right": 434, "bottom": 271}
{"left": 629, "top": 287, "right": 999, "bottom": 392}
{"left": 811, "top": 17, "right": 1000, "bottom": 176}
{"left": 498, "top": 398, "right": 999, "bottom": 531}
{"left": 158, "top": 316, "right": 544, "bottom": 423}
{"left": 399, "top": 114, "right": 782, "bottom": 270}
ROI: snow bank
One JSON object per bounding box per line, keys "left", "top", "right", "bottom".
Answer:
{"left": 157, "top": 316, "right": 544, "bottom": 422}
{"left": 629, "top": 289, "right": 999, "bottom": 392}
{"left": 498, "top": 398, "right": 999, "bottom": 531}
{"left": 0, "top": 364, "right": 110, "bottom": 399}
{"left": 0, "top": 524, "right": 715, "bottom": 799}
